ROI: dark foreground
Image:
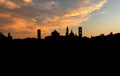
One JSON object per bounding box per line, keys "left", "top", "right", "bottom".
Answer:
{"left": 1, "top": 40, "right": 119, "bottom": 75}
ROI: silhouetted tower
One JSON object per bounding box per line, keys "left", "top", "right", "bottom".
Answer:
{"left": 37, "top": 29, "right": 41, "bottom": 40}
{"left": 78, "top": 27, "right": 82, "bottom": 38}
{"left": 66, "top": 26, "right": 69, "bottom": 37}
{"left": 8, "top": 32, "right": 12, "bottom": 40}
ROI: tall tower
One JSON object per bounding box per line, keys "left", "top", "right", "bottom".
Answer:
{"left": 78, "top": 27, "right": 82, "bottom": 38}
{"left": 37, "top": 29, "right": 41, "bottom": 40}
{"left": 66, "top": 27, "right": 69, "bottom": 37}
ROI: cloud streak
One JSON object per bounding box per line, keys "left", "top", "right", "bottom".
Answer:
{"left": 23, "top": 0, "right": 33, "bottom": 3}
{"left": 0, "top": 0, "right": 20, "bottom": 9}
{"left": 0, "top": 0, "right": 108, "bottom": 39}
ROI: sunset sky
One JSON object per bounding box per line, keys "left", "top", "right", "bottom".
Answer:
{"left": 0, "top": 0, "right": 120, "bottom": 39}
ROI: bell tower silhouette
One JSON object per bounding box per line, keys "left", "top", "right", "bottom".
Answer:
{"left": 37, "top": 29, "right": 41, "bottom": 40}
{"left": 78, "top": 27, "right": 82, "bottom": 38}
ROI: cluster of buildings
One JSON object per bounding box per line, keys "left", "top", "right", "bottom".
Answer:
{"left": 37, "top": 27, "right": 82, "bottom": 40}
{"left": 0, "top": 26, "right": 82, "bottom": 40}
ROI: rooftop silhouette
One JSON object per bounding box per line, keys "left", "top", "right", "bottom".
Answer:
{"left": 1, "top": 26, "right": 120, "bottom": 49}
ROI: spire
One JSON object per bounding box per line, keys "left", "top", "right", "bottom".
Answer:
{"left": 66, "top": 26, "right": 69, "bottom": 37}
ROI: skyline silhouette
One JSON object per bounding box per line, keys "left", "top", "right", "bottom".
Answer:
{"left": 1, "top": 0, "right": 120, "bottom": 75}
{"left": 1, "top": 26, "right": 119, "bottom": 75}
{"left": 1, "top": 26, "right": 120, "bottom": 40}
{"left": 1, "top": 26, "right": 120, "bottom": 49}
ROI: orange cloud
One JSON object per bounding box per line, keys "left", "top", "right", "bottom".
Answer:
{"left": 0, "top": 15, "right": 51, "bottom": 39}
{"left": 0, "top": 0, "right": 5, "bottom": 3}
{"left": 0, "top": 0, "right": 20, "bottom": 9}
{"left": 41, "top": 0, "right": 107, "bottom": 29}
{"left": 0, "top": 13, "right": 11, "bottom": 18}
{"left": 0, "top": 0, "right": 108, "bottom": 39}
{"left": 23, "top": 0, "right": 33, "bottom": 4}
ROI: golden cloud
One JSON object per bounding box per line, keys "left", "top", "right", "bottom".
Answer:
{"left": 0, "top": 0, "right": 5, "bottom": 3}
{"left": 41, "top": 0, "right": 107, "bottom": 28}
{"left": 23, "top": 0, "right": 33, "bottom": 3}
{"left": 0, "top": 13, "right": 11, "bottom": 18}
{"left": 65, "top": 0, "right": 107, "bottom": 17}
{"left": 0, "top": 0, "right": 108, "bottom": 39}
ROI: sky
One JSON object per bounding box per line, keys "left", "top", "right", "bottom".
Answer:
{"left": 0, "top": 0, "right": 120, "bottom": 39}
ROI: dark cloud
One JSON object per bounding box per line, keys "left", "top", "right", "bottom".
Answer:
{"left": 0, "top": 17, "right": 13, "bottom": 26}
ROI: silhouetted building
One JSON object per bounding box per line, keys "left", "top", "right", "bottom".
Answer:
{"left": 8, "top": 32, "right": 12, "bottom": 40}
{"left": 66, "top": 27, "right": 69, "bottom": 37}
{"left": 69, "top": 30, "right": 74, "bottom": 37}
{"left": 78, "top": 27, "right": 82, "bottom": 38}
{"left": 0, "top": 32, "right": 6, "bottom": 39}
{"left": 51, "top": 30, "right": 60, "bottom": 37}
{"left": 37, "top": 29, "right": 41, "bottom": 40}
